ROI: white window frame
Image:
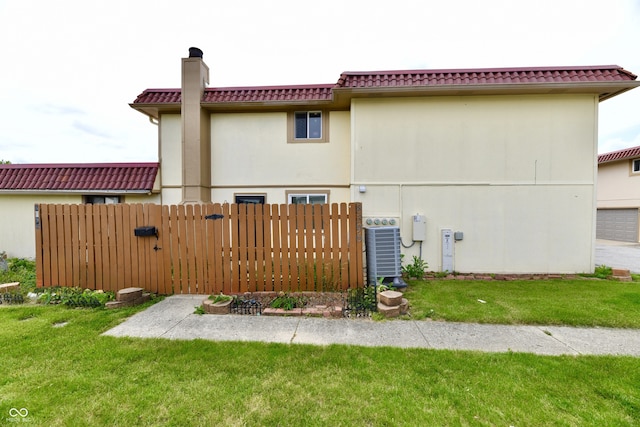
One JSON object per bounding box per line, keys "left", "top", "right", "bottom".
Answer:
{"left": 287, "top": 193, "right": 328, "bottom": 205}
{"left": 632, "top": 159, "right": 640, "bottom": 173}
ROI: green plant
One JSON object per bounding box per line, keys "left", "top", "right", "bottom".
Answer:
{"left": 209, "top": 293, "right": 232, "bottom": 303}
{"left": 194, "top": 305, "right": 205, "bottom": 315}
{"left": 402, "top": 255, "right": 428, "bottom": 279}
{"left": 270, "top": 293, "right": 307, "bottom": 310}
{"left": 594, "top": 265, "right": 613, "bottom": 279}
{"left": 37, "top": 287, "right": 114, "bottom": 308}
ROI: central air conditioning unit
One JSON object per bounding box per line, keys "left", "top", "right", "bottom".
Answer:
{"left": 364, "top": 226, "right": 407, "bottom": 289}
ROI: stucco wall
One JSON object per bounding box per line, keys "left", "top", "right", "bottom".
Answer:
{"left": 1, "top": 194, "right": 160, "bottom": 259}
{"left": 351, "top": 94, "right": 598, "bottom": 273}
{"left": 159, "top": 113, "right": 183, "bottom": 205}
{"left": 597, "top": 161, "right": 640, "bottom": 208}
{"left": 1, "top": 195, "right": 80, "bottom": 259}
{"left": 209, "top": 111, "right": 351, "bottom": 204}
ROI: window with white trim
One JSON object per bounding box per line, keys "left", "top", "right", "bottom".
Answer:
{"left": 288, "top": 193, "right": 328, "bottom": 205}
{"left": 633, "top": 159, "right": 640, "bottom": 173}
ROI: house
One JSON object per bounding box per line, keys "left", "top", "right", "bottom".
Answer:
{"left": 127, "top": 48, "right": 638, "bottom": 274}
{"left": 597, "top": 146, "right": 640, "bottom": 242}
{"left": 0, "top": 163, "right": 159, "bottom": 258}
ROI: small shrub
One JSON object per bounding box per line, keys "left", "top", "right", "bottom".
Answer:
{"left": 402, "top": 255, "right": 428, "bottom": 279}
{"left": 37, "top": 287, "right": 114, "bottom": 308}
{"left": 594, "top": 265, "right": 612, "bottom": 280}
{"left": 270, "top": 294, "right": 307, "bottom": 311}
{"left": 208, "top": 294, "right": 232, "bottom": 303}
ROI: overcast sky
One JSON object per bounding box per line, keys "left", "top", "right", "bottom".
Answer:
{"left": 1, "top": 0, "right": 639, "bottom": 164}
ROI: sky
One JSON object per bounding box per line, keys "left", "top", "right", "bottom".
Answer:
{"left": 0, "top": 0, "right": 639, "bottom": 164}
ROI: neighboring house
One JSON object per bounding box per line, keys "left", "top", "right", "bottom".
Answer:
{"left": 597, "top": 146, "right": 640, "bottom": 242}
{"left": 0, "top": 163, "right": 160, "bottom": 258}
{"left": 127, "top": 48, "right": 639, "bottom": 274}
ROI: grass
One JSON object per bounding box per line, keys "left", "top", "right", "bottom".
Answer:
{"left": 1, "top": 259, "right": 640, "bottom": 424}
{"left": 404, "top": 277, "right": 640, "bottom": 327}
{"left": 0, "top": 304, "right": 639, "bottom": 426}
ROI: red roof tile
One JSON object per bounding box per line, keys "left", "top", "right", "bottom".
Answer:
{"left": 203, "top": 84, "right": 334, "bottom": 103}
{"left": 131, "top": 65, "right": 638, "bottom": 107}
{"left": 0, "top": 163, "right": 159, "bottom": 192}
{"left": 336, "top": 65, "right": 638, "bottom": 88}
{"left": 598, "top": 146, "right": 640, "bottom": 164}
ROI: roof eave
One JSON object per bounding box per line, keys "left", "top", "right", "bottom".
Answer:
{"left": 333, "top": 81, "right": 640, "bottom": 101}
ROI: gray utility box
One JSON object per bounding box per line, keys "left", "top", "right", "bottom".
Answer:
{"left": 364, "top": 226, "right": 402, "bottom": 285}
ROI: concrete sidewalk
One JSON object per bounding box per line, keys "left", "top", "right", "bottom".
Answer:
{"left": 102, "top": 295, "right": 640, "bottom": 357}
{"left": 595, "top": 239, "right": 640, "bottom": 274}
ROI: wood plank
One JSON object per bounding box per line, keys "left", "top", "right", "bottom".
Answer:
{"left": 246, "top": 204, "right": 257, "bottom": 291}
{"left": 193, "top": 204, "right": 205, "bottom": 295}
{"left": 106, "top": 204, "right": 118, "bottom": 291}
{"left": 128, "top": 204, "right": 140, "bottom": 290}
{"left": 254, "top": 204, "right": 265, "bottom": 291}
{"left": 304, "top": 204, "right": 314, "bottom": 290}
{"left": 69, "top": 204, "right": 80, "bottom": 288}
{"left": 160, "top": 205, "right": 172, "bottom": 295}
{"left": 135, "top": 204, "right": 147, "bottom": 290}
{"left": 237, "top": 204, "right": 249, "bottom": 293}
{"left": 39, "top": 205, "right": 50, "bottom": 287}
{"left": 339, "top": 203, "right": 349, "bottom": 290}
{"left": 184, "top": 204, "right": 197, "bottom": 293}
{"left": 330, "top": 203, "right": 340, "bottom": 291}
{"left": 51, "top": 204, "right": 63, "bottom": 286}
{"left": 77, "top": 205, "right": 88, "bottom": 289}
{"left": 85, "top": 204, "right": 96, "bottom": 289}
{"left": 120, "top": 204, "right": 132, "bottom": 288}
{"left": 61, "top": 204, "right": 73, "bottom": 286}
{"left": 147, "top": 204, "right": 161, "bottom": 294}
{"left": 291, "top": 205, "right": 308, "bottom": 291}
{"left": 270, "top": 204, "right": 282, "bottom": 292}
{"left": 348, "top": 202, "right": 359, "bottom": 288}
{"left": 114, "top": 204, "right": 126, "bottom": 289}
{"left": 221, "top": 203, "right": 232, "bottom": 294}
{"left": 278, "top": 204, "right": 289, "bottom": 292}
{"left": 170, "top": 205, "right": 181, "bottom": 294}
{"left": 262, "top": 204, "right": 273, "bottom": 292}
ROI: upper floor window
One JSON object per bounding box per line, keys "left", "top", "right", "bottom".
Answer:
{"left": 633, "top": 159, "right": 640, "bottom": 173}
{"left": 287, "top": 111, "right": 329, "bottom": 143}
{"left": 295, "top": 112, "right": 322, "bottom": 139}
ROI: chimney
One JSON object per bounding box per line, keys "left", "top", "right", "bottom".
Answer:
{"left": 181, "top": 47, "right": 211, "bottom": 203}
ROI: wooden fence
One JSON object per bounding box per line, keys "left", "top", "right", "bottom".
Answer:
{"left": 35, "top": 202, "right": 364, "bottom": 295}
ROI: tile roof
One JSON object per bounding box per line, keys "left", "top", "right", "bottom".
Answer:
{"left": 598, "top": 146, "right": 640, "bottom": 164}
{"left": 0, "top": 163, "right": 159, "bottom": 192}
{"left": 336, "top": 65, "right": 638, "bottom": 88}
{"left": 131, "top": 65, "right": 638, "bottom": 108}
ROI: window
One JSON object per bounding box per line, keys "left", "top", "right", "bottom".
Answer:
{"left": 287, "top": 111, "right": 329, "bottom": 143}
{"left": 287, "top": 193, "right": 328, "bottom": 205}
{"left": 633, "top": 159, "right": 640, "bottom": 173}
{"left": 84, "top": 195, "right": 121, "bottom": 204}
{"left": 234, "top": 194, "right": 265, "bottom": 204}
{"left": 295, "top": 112, "right": 322, "bottom": 139}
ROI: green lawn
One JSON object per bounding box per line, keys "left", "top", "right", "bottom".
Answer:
{"left": 0, "top": 300, "right": 639, "bottom": 426}
{"left": 2, "top": 260, "right": 640, "bottom": 425}
{"left": 404, "top": 278, "right": 640, "bottom": 328}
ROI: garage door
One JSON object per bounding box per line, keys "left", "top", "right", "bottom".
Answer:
{"left": 596, "top": 208, "right": 639, "bottom": 242}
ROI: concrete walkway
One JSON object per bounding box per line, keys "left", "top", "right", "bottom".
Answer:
{"left": 595, "top": 239, "right": 640, "bottom": 274}
{"left": 103, "top": 294, "right": 640, "bottom": 357}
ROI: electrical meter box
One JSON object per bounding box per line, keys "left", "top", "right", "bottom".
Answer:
{"left": 412, "top": 214, "right": 426, "bottom": 241}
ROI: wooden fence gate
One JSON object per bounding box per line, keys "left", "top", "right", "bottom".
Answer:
{"left": 35, "top": 202, "right": 364, "bottom": 295}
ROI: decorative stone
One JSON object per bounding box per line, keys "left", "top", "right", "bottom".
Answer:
{"left": 400, "top": 298, "right": 409, "bottom": 315}
{"left": 0, "top": 282, "right": 20, "bottom": 293}
{"left": 203, "top": 298, "right": 232, "bottom": 315}
{"left": 117, "top": 287, "right": 144, "bottom": 302}
{"left": 378, "top": 290, "right": 403, "bottom": 307}
{"left": 377, "top": 302, "right": 400, "bottom": 318}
